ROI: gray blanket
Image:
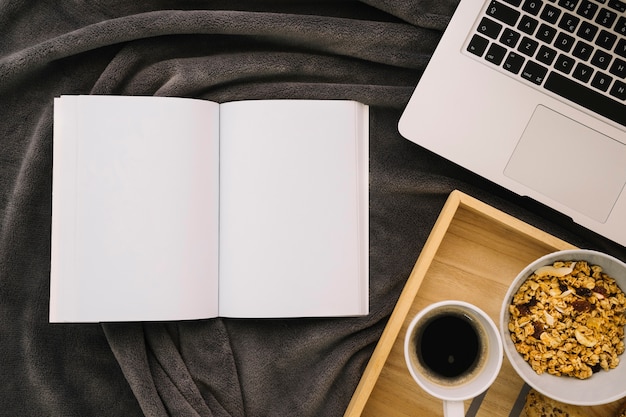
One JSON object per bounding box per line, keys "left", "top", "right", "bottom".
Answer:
{"left": 1, "top": 1, "right": 623, "bottom": 416}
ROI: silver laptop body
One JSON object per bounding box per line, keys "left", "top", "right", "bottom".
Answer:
{"left": 399, "top": 0, "right": 626, "bottom": 246}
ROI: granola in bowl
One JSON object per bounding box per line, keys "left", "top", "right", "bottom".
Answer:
{"left": 508, "top": 260, "right": 626, "bottom": 379}
{"left": 500, "top": 249, "right": 626, "bottom": 406}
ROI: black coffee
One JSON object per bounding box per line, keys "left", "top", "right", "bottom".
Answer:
{"left": 417, "top": 312, "right": 480, "bottom": 379}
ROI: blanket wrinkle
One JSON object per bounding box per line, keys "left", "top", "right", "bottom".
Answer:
{"left": 103, "top": 324, "right": 171, "bottom": 417}
{"left": 87, "top": 33, "right": 425, "bottom": 104}
{"left": 108, "top": 51, "right": 421, "bottom": 100}
{"left": 178, "top": 322, "right": 246, "bottom": 417}
{"left": 147, "top": 353, "right": 210, "bottom": 417}
{"left": 105, "top": 320, "right": 247, "bottom": 417}
{"left": 144, "top": 326, "right": 215, "bottom": 417}
{"left": 0, "top": 9, "right": 436, "bottom": 89}
{"left": 0, "top": 107, "right": 51, "bottom": 249}
{"left": 363, "top": 0, "right": 460, "bottom": 30}
{"left": 0, "top": 1, "right": 386, "bottom": 56}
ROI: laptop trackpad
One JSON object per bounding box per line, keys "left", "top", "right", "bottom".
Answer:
{"left": 504, "top": 105, "right": 626, "bottom": 222}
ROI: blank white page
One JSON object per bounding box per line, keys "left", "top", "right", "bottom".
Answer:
{"left": 218, "top": 100, "right": 368, "bottom": 318}
{"left": 50, "top": 96, "right": 220, "bottom": 322}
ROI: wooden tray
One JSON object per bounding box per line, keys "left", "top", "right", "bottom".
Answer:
{"left": 344, "top": 190, "right": 624, "bottom": 417}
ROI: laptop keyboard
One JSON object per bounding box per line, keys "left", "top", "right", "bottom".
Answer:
{"left": 467, "top": 0, "right": 626, "bottom": 127}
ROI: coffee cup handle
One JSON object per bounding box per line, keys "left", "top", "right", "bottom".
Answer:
{"left": 443, "top": 400, "right": 464, "bottom": 417}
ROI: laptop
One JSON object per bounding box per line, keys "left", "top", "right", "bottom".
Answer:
{"left": 399, "top": 0, "right": 626, "bottom": 247}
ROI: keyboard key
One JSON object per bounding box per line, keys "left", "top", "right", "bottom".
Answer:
{"left": 521, "top": 60, "right": 549, "bottom": 83}
{"left": 555, "top": 53, "right": 577, "bottom": 73}
{"left": 595, "top": 29, "right": 617, "bottom": 50}
{"left": 518, "top": 36, "right": 540, "bottom": 55}
{"left": 615, "top": 38, "right": 626, "bottom": 58}
{"left": 616, "top": 16, "right": 626, "bottom": 36}
{"left": 610, "top": 80, "right": 626, "bottom": 100}
{"left": 608, "top": 0, "right": 626, "bottom": 12}
{"left": 591, "top": 49, "right": 612, "bottom": 69}
{"left": 503, "top": 0, "right": 523, "bottom": 5}
{"left": 536, "top": 23, "right": 558, "bottom": 43}
{"left": 577, "top": 0, "right": 599, "bottom": 18}
{"left": 572, "top": 40, "right": 594, "bottom": 60}
{"left": 522, "top": 0, "right": 544, "bottom": 15}
{"left": 577, "top": 21, "right": 599, "bottom": 41}
{"left": 537, "top": 45, "right": 558, "bottom": 64}
{"left": 486, "top": 43, "right": 508, "bottom": 64}
{"left": 501, "top": 28, "right": 522, "bottom": 47}
{"left": 486, "top": 1, "right": 521, "bottom": 26}
{"left": 519, "top": 15, "right": 540, "bottom": 34}
{"left": 591, "top": 71, "right": 613, "bottom": 91}
{"left": 559, "top": 12, "right": 580, "bottom": 32}
{"left": 609, "top": 57, "right": 626, "bottom": 78}
{"left": 467, "top": 34, "right": 490, "bottom": 56}
{"left": 573, "top": 62, "right": 594, "bottom": 82}
{"left": 595, "top": 8, "right": 617, "bottom": 28}
{"left": 555, "top": 32, "right": 576, "bottom": 52}
{"left": 558, "top": 0, "right": 580, "bottom": 10}
{"left": 544, "top": 71, "right": 626, "bottom": 126}
{"left": 541, "top": 4, "right": 562, "bottom": 22}
{"left": 478, "top": 17, "right": 503, "bottom": 39}
{"left": 504, "top": 51, "right": 526, "bottom": 73}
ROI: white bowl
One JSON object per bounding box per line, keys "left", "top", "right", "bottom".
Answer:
{"left": 500, "top": 249, "right": 626, "bottom": 405}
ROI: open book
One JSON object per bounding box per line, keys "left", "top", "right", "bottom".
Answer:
{"left": 50, "top": 96, "right": 369, "bottom": 322}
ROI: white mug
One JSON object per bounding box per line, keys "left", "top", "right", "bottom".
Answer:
{"left": 404, "top": 300, "right": 503, "bottom": 417}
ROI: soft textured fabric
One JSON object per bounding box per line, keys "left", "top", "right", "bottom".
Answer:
{"left": 1, "top": 1, "right": 624, "bottom": 416}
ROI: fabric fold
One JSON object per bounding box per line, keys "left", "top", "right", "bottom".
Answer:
{"left": 0, "top": 9, "right": 439, "bottom": 89}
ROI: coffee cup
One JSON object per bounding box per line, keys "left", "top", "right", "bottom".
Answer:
{"left": 404, "top": 300, "right": 503, "bottom": 417}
